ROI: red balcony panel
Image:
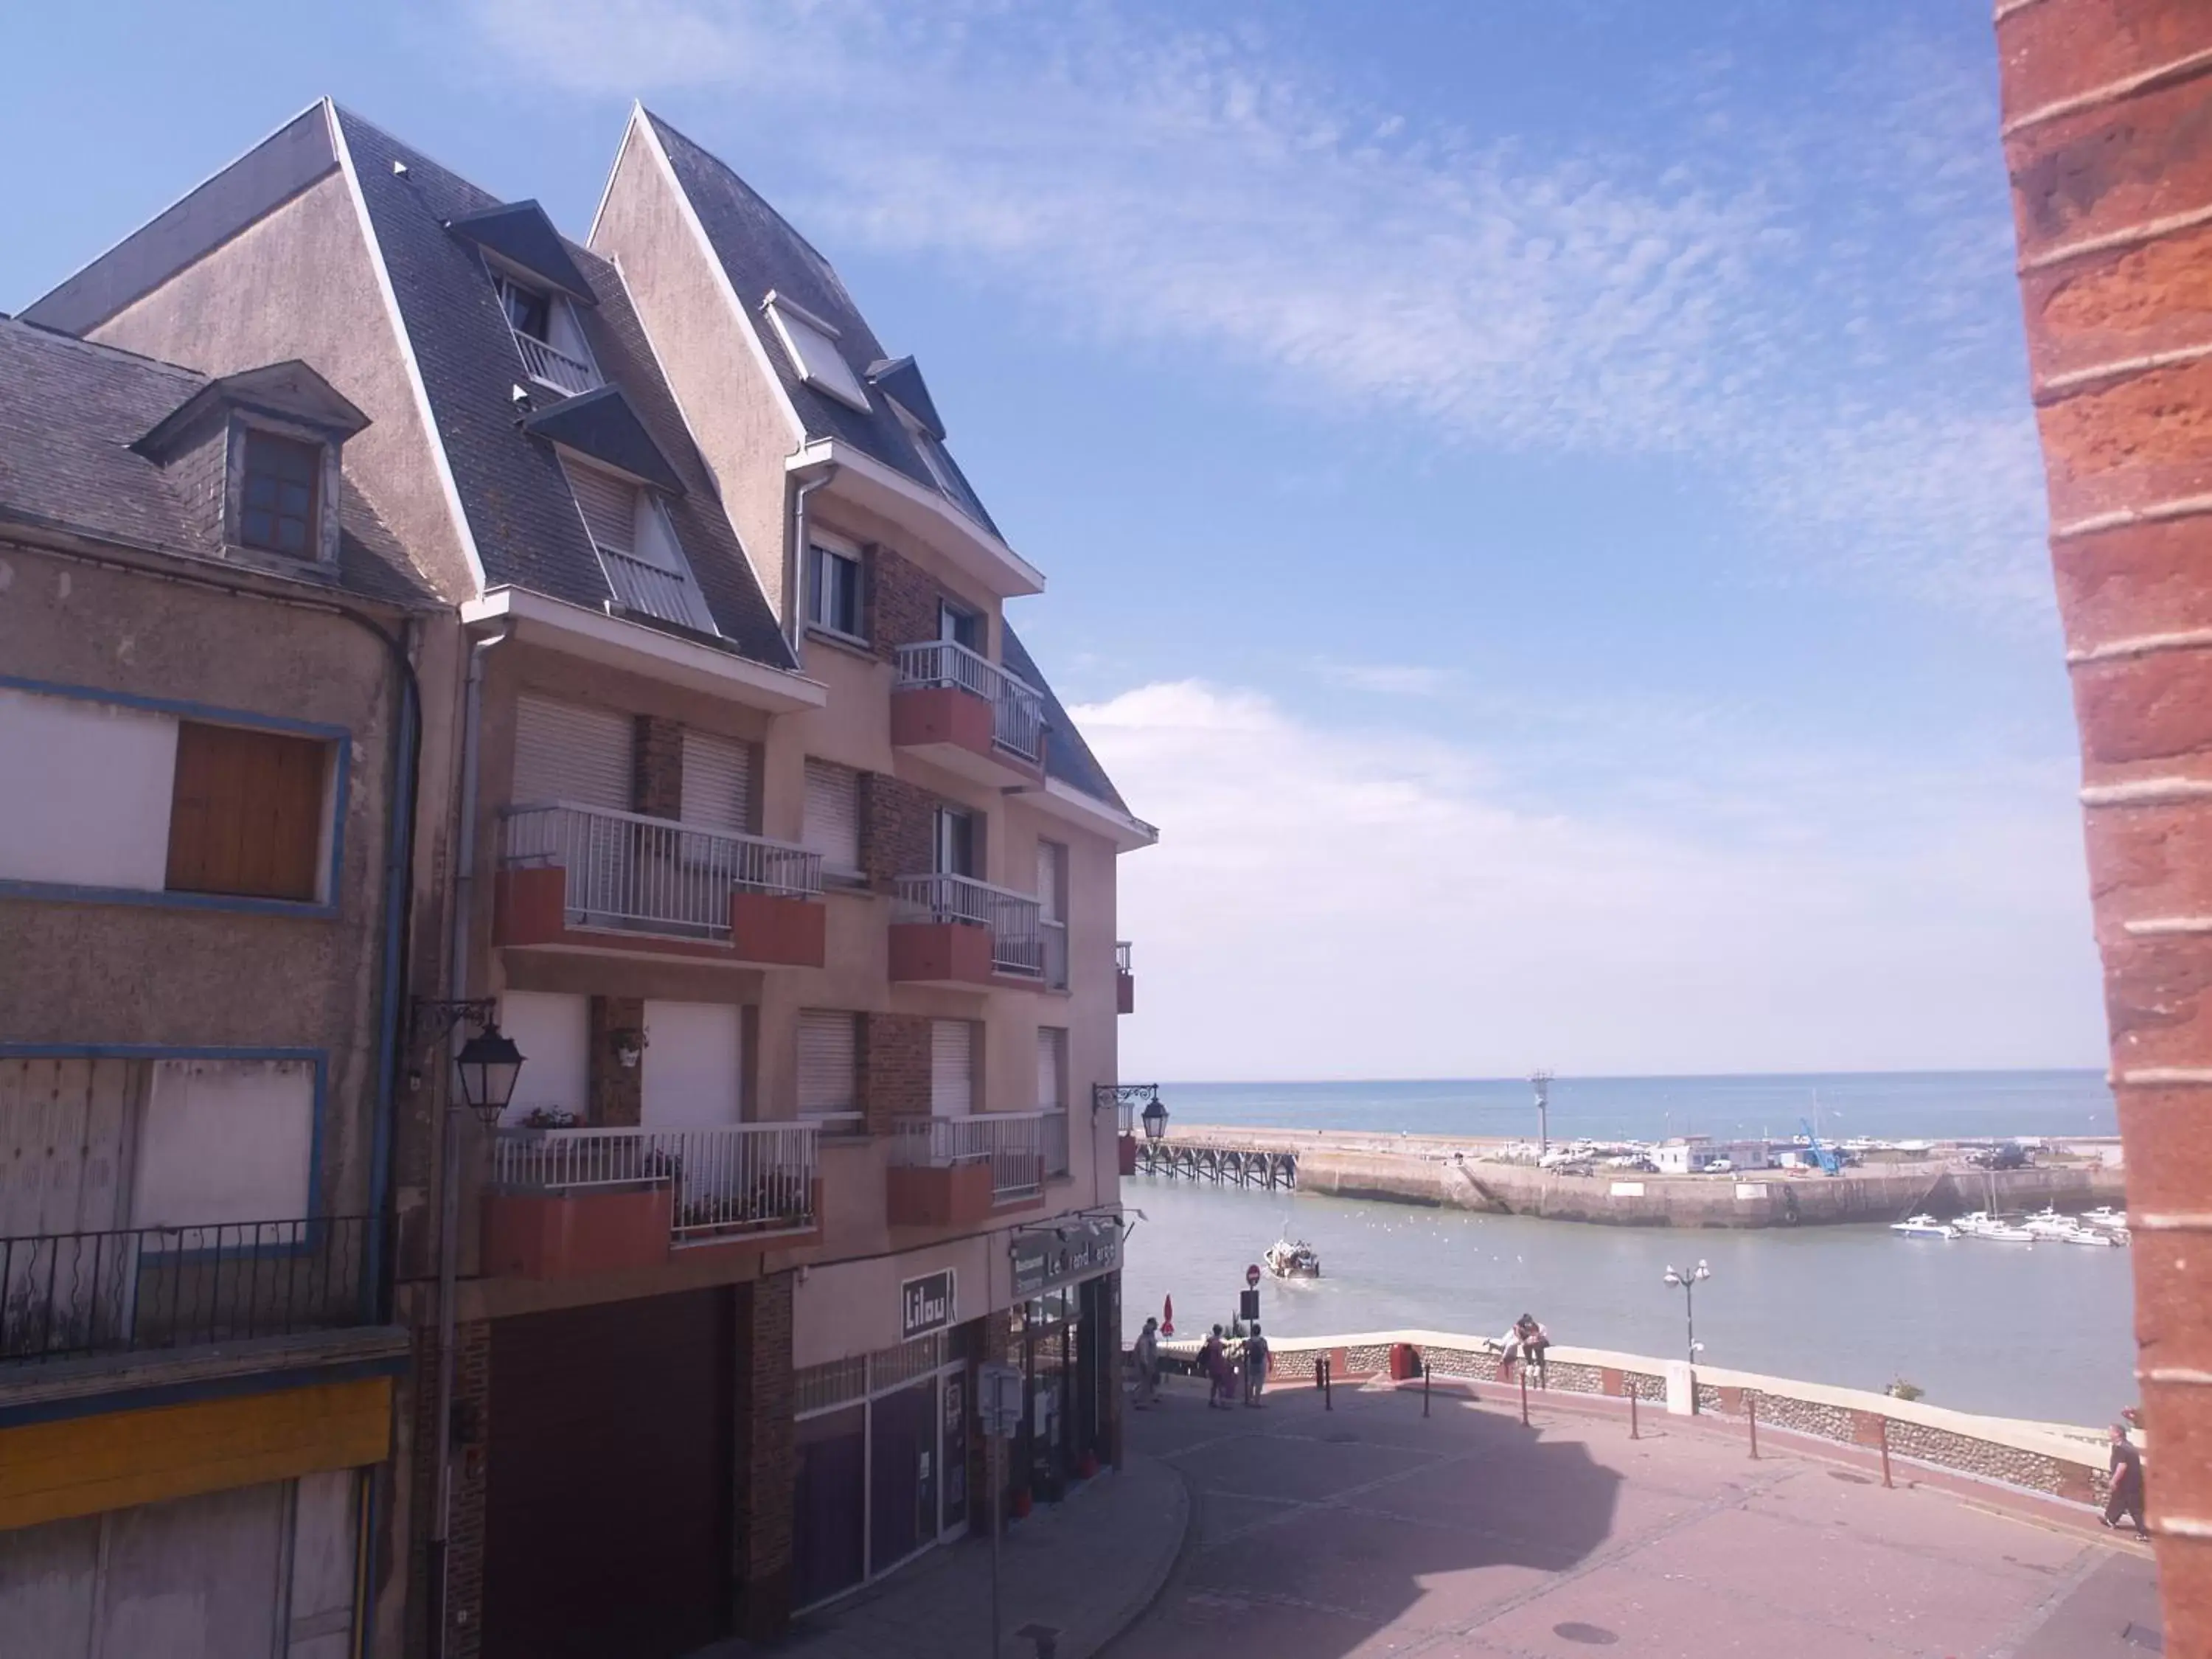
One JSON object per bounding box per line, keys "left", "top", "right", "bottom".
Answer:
{"left": 494, "top": 864, "right": 568, "bottom": 949}
{"left": 890, "top": 684, "right": 1046, "bottom": 787}
{"left": 889, "top": 919, "right": 996, "bottom": 986}
{"left": 731, "top": 890, "right": 827, "bottom": 967}
{"left": 1117, "top": 971, "right": 1135, "bottom": 1015}
{"left": 481, "top": 1183, "right": 672, "bottom": 1280}
{"left": 1119, "top": 1133, "right": 1138, "bottom": 1176}
{"left": 887, "top": 1161, "right": 996, "bottom": 1228}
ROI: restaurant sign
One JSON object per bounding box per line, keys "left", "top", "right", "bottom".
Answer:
{"left": 1009, "top": 1217, "right": 1121, "bottom": 1298}
{"left": 901, "top": 1268, "right": 956, "bottom": 1341}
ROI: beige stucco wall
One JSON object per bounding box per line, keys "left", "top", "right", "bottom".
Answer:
{"left": 87, "top": 164, "right": 478, "bottom": 604}
{"left": 0, "top": 538, "right": 410, "bottom": 1217}
{"left": 591, "top": 124, "right": 799, "bottom": 628}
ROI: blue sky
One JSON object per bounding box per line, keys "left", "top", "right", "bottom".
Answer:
{"left": 4, "top": 1, "right": 2104, "bottom": 1080}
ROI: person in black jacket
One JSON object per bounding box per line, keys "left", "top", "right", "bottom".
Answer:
{"left": 2104, "top": 1422, "right": 2149, "bottom": 1539}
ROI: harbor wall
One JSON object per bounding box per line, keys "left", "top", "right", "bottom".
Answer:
{"left": 1211, "top": 1140, "right": 2125, "bottom": 1228}
{"left": 1155, "top": 1327, "right": 2115, "bottom": 1509}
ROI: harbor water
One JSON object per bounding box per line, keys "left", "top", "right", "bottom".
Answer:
{"left": 1118, "top": 1071, "right": 2133, "bottom": 1426}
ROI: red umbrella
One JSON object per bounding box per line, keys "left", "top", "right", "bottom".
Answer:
{"left": 1161, "top": 1295, "right": 1175, "bottom": 1338}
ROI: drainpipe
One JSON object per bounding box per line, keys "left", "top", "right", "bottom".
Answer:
{"left": 789, "top": 465, "right": 835, "bottom": 648}
{"left": 431, "top": 624, "right": 506, "bottom": 1658}
{"left": 1994, "top": 4, "right": 2212, "bottom": 1647}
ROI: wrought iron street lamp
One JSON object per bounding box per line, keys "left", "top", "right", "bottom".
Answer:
{"left": 1663, "top": 1259, "right": 1711, "bottom": 1362}
{"left": 451, "top": 1023, "right": 524, "bottom": 1128}
{"left": 1141, "top": 1094, "right": 1169, "bottom": 1142}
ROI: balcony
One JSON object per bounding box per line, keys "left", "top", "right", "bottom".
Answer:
{"left": 888, "top": 874, "right": 1046, "bottom": 988}
{"left": 484, "top": 1123, "right": 820, "bottom": 1279}
{"left": 890, "top": 641, "right": 1047, "bottom": 786}
{"left": 886, "top": 1114, "right": 1046, "bottom": 1228}
{"left": 495, "top": 801, "right": 825, "bottom": 965}
{"left": 1116, "top": 940, "right": 1135, "bottom": 1014}
{"left": 0, "top": 1216, "right": 382, "bottom": 1364}
{"left": 512, "top": 328, "right": 600, "bottom": 397}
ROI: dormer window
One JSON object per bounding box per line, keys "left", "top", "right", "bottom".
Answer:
{"left": 891, "top": 400, "right": 983, "bottom": 521}
{"left": 238, "top": 430, "right": 321, "bottom": 557}
{"left": 562, "top": 456, "right": 717, "bottom": 636}
{"left": 496, "top": 274, "right": 599, "bottom": 398}
{"left": 763, "top": 293, "right": 870, "bottom": 412}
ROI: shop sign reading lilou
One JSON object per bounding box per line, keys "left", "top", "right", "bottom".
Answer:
{"left": 901, "top": 1269, "right": 956, "bottom": 1340}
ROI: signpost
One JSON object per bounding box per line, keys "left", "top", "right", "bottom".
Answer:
{"left": 980, "top": 1362, "right": 1023, "bottom": 1659}
{"left": 1246, "top": 1263, "right": 1262, "bottom": 1288}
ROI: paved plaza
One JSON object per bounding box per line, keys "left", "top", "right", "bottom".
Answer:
{"left": 1111, "top": 1374, "right": 2160, "bottom": 1659}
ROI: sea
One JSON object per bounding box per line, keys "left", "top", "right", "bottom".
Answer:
{"left": 1119, "top": 1070, "right": 2134, "bottom": 1426}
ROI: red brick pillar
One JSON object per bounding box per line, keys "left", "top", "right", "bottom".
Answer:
{"left": 414, "top": 1318, "right": 490, "bottom": 1659}
{"left": 633, "top": 714, "right": 683, "bottom": 819}
{"left": 734, "top": 1273, "right": 796, "bottom": 1641}
{"left": 859, "top": 1012, "right": 931, "bottom": 1134}
{"left": 589, "top": 995, "right": 644, "bottom": 1127}
{"left": 1996, "top": 5, "right": 2212, "bottom": 1646}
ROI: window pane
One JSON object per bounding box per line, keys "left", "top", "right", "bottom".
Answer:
{"left": 237, "top": 431, "right": 321, "bottom": 560}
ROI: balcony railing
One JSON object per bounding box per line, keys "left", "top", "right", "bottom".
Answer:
{"left": 599, "top": 546, "right": 717, "bottom": 636}
{"left": 888, "top": 1114, "right": 1046, "bottom": 1203}
{"left": 0, "top": 1216, "right": 381, "bottom": 1364}
{"left": 893, "top": 873, "right": 1045, "bottom": 978}
{"left": 492, "top": 1123, "right": 819, "bottom": 1243}
{"left": 894, "top": 641, "right": 1046, "bottom": 763}
{"left": 1042, "top": 919, "right": 1068, "bottom": 990}
{"left": 1042, "top": 1107, "right": 1071, "bottom": 1179}
{"left": 504, "top": 801, "right": 821, "bottom": 941}
{"left": 512, "top": 328, "right": 599, "bottom": 397}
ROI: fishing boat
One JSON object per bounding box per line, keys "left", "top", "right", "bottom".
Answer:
{"left": 1890, "top": 1214, "right": 1958, "bottom": 1240}
{"left": 1264, "top": 1237, "right": 1321, "bottom": 1279}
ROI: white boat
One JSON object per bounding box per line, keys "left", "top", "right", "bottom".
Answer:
{"left": 1966, "top": 1222, "right": 2036, "bottom": 1244}
{"left": 1264, "top": 1237, "right": 1321, "bottom": 1279}
{"left": 2062, "top": 1225, "right": 2122, "bottom": 1247}
{"left": 2081, "top": 1206, "right": 2129, "bottom": 1231}
{"left": 1890, "top": 1214, "right": 1958, "bottom": 1240}
{"left": 2023, "top": 1208, "right": 2079, "bottom": 1239}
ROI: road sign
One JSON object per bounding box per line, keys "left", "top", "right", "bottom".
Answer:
{"left": 1246, "top": 1263, "right": 1262, "bottom": 1288}
{"left": 979, "top": 1362, "right": 1023, "bottom": 1439}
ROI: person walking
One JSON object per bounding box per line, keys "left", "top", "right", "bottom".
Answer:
{"left": 1132, "top": 1317, "right": 1161, "bottom": 1409}
{"left": 1202, "top": 1326, "right": 1230, "bottom": 1409}
{"left": 1242, "top": 1323, "right": 1271, "bottom": 1408}
{"left": 2104, "top": 1422, "right": 2149, "bottom": 1539}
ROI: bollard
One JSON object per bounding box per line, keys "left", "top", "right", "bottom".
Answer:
{"left": 1630, "top": 1385, "right": 1639, "bottom": 1441}
{"left": 1519, "top": 1366, "right": 1529, "bottom": 1427}
{"left": 1423, "top": 1358, "right": 1431, "bottom": 1418}
{"left": 1321, "top": 1355, "right": 1332, "bottom": 1411}
{"left": 1747, "top": 1393, "right": 1759, "bottom": 1460}
{"left": 1878, "top": 1416, "right": 1893, "bottom": 1489}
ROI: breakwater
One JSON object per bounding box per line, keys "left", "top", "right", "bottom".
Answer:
{"left": 1147, "top": 1127, "right": 2125, "bottom": 1228}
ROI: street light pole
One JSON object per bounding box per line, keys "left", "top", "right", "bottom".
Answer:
{"left": 1531, "top": 1071, "right": 1553, "bottom": 1156}
{"left": 1663, "top": 1259, "right": 1711, "bottom": 1363}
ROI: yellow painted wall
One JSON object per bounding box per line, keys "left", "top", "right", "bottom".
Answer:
{"left": 0, "top": 1376, "right": 391, "bottom": 1532}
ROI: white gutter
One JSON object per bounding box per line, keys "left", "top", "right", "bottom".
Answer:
{"left": 788, "top": 441, "right": 1046, "bottom": 598}
{"left": 1012, "top": 775, "right": 1159, "bottom": 852}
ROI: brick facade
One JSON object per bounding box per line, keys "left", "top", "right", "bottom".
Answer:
{"left": 734, "top": 1273, "right": 796, "bottom": 1640}
{"left": 866, "top": 543, "right": 956, "bottom": 664}
{"left": 859, "top": 1012, "right": 932, "bottom": 1133}
{"left": 1997, "top": 5, "right": 2212, "bottom": 1646}
{"left": 858, "top": 771, "right": 938, "bottom": 891}
{"left": 408, "top": 1317, "right": 491, "bottom": 1659}
{"left": 633, "top": 714, "right": 684, "bottom": 819}
{"left": 589, "top": 995, "right": 645, "bottom": 1127}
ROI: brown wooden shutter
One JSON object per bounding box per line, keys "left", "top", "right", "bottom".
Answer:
{"left": 165, "top": 722, "right": 327, "bottom": 902}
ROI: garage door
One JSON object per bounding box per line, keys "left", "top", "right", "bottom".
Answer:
{"left": 483, "top": 1290, "right": 735, "bottom": 1659}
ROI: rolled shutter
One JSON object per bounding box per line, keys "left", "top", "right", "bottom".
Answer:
{"left": 563, "top": 459, "right": 637, "bottom": 555}
{"left": 797, "top": 1012, "right": 858, "bottom": 1118}
{"left": 802, "top": 760, "right": 861, "bottom": 872}
{"left": 680, "top": 731, "right": 754, "bottom": 832}
{"left": 512, "top": 695, "right": 633, "bottom": 810}
{"left": 929, "top": 1020, "right": 972, "bottom": 1117}
{"left": 1035, "top": 1028, "right": 1065, "bottom": 1110}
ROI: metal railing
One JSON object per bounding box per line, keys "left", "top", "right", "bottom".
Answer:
{"left": 1116, "top": 941, "right": 1133, "bottom": 974}
{"left": 0, "top": 1216, "right": 381, "bottom": 1364}
{"left": 503, "top": 801, "right": 822, "bottom": 941}
{"left": 599, "top": 547, "right": 717, "bottom": 635}
{"left": 512, "top": 328, "right": 599, "bottom": 397}
{"left": 892, "top": 873, "right": 1045, "bottom": 978}
{"left": 888, "top": 1114, "right": 1046, "bottom": 1203}
{"left": 894, "top": 641, "right": 1046, "bottom": 763}
{"left": 1042, "top": 919, "right": 1068, "bottom": 990}
{"left": 492, "top": 1123, "right": 819, "bottom": 1243}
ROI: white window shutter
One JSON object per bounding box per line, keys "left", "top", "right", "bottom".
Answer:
{"left": 563, "top": 459, "right": 636, "bottom": 555}
{"left": 802, "top": 759, "right": 861, "bottom": 872}
{"left": 512, "top": 695, "right": 633, "bottom": 810}
{"left": 680, "top": 731, "right": 754, "bottom": 832}
{"left": 797, "top": 1012, "right": 858, "bottom": 1118}
{"left": 930, "top": 1020, "right": 973, "bottom": 1117}
{"left": 1035, "top": 1028, "right": 1065, "bottom": 1111}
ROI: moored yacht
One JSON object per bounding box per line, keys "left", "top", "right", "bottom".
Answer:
{"left": 1890, "top": 1214, "right": 1958, "bottom": 1240}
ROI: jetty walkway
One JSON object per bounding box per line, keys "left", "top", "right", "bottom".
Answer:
{"left": 1135, "top": 1126, "right": 2126, "bottom": 1228}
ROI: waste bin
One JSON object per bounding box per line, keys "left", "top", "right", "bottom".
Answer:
{"left": 1388, "top": 1343, "right": 1422, "bottom": 1381}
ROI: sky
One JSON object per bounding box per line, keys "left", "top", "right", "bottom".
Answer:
{"left": 2, "top": 1, "right": 2107, "bottom": 1082}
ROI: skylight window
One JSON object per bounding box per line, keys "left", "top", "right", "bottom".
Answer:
{"left": 892, "top": 400, "right": 984, "bottom": 521}
{"left": 764, "top": 293, "right": 870, "bottom": 412}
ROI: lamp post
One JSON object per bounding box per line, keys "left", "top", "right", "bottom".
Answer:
{"left": 1531, "top": 1070, "right": 1553, "bottom": 1155}
{"left": 451, "top": 1021, "right": 525, "bottom": 1127}
{"left": 1663, "top": 1259, "right": 1711, "bottom": 1362}
{"left": 1141, "top": 1094, "right": 1169, "bottom": 1143}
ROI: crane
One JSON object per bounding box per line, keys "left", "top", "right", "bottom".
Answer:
{"left": 1799, "top": 1116, "right": 1840, "bottom": 1176}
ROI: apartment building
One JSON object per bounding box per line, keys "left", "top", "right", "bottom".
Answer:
{"left": 0, "top": 319, "right": 439, "bottom": 1655}
{"left": 19, "top": 99, "right": 1152, "bottom": 1658}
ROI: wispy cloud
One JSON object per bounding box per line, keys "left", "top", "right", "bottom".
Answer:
{"left": 1312, "top": 661, "right": 1464, "bottom": 698}
{"left": 1074, "top": 680, "right": 2101, "bottom": 1079}
{"left": 470, "top": 0, "right": 2048, "bottom": 622}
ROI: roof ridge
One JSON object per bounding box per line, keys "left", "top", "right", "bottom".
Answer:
{"left": 330, "top": 102, "right": 506, "bottom": 220}
{"left": 0, "top": 316, "right": 209, "bottom": 386}
{"left": 638, "top": 106, "right": 842, "bottom": 276}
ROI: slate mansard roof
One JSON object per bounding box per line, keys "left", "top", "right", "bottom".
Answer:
{"left": 330, "top": 108, "right": 796, "bottom": 671}
{"left": 0, "top": 318, "right": 426, "bottom": 605}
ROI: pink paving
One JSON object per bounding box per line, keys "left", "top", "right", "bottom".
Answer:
{"left": 1115, "top": 1375, "right": 2160, "bottom": 1659}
